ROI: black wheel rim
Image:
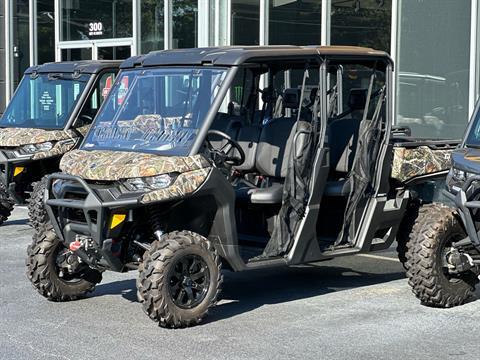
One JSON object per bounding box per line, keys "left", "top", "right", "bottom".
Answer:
{"left": 168, "top": 254, "right": 210, "bottom": 309}
{"left": 54, "top": 245, "right": 83, "bottom": 284}
{"left": 440, "top": 231, "right": 467, "bottom": 284}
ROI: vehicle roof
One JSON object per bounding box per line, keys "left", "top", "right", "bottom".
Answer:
{"left": 24, "top": 60, "right": 122, "bottom": 75}
{"left": 121, "top": 46, "right": 392, "bottom": 69}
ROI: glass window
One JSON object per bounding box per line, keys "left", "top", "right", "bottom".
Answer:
{"left": 231, "top": 0, "right": 259, "bottom": 45}
{"left": 37, "top": 0, "right": 55, "bottom": 64}
{"left": 61, "top": 0, "right": 133, "bottom": 41}
{"left": 61, "top": 48, "right": 93, "bottom": 61}
{"left": 172, "top": 1, "right": 198, "bottom": 48}
{"left": 77, "top": 72, "right": 117, "bottom": 126}
{"left": 141, "top": 0, "right": 165, "bottom": 53}
{"left": 330, "top": 0, "right": 391, "bottom": 52}
{"left": 97, "top": 46, "right": 132, "bottom": 60}
{"left": 84, "top": 67, "right": 228, "bottom": 155}
{"left": 396, "top": 0, "right": 471, "bottom": 139}
{"left": 269, "top": 0, "right": 322, "bottom": 45}
{"left": 0, "top": 73, "right": 91, "bottom": 130}
{"left": 464, "top": 105, "right": 480, "bottom": 147}
{"left": 12, "top": 0, "right": 30, "bottom": 89}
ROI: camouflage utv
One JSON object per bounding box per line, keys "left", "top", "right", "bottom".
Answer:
{"left": 27, "top": 46, "right": 456, "bottom": 328}
{"left": 0, "top": 61, "right": 120, "bottom": 228}
{"left": 405, "top": 100, "right": 480, "bottom": 308}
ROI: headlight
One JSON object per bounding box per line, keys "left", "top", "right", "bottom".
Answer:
{"left": 451, "top": 168, "right": 466, "bottom": 182}
{"left": 123, "top": 174, "right": 174, "bottom": 192}
{"left": 20, "top": 141, "right": 54, "bottom": 154}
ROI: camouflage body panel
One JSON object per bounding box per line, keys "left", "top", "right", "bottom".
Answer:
{"left": 391, "top": 146, "right": 452, "bottom": 182}
{"left": 0, "top": 127, "right": 79, "bottom": 147}
{"left": 60, "top": 149, "right": 211, "bottom": 181}
{"left": 32, "top": 140, "right": 77, "bottom": 160}
{"left": 140, "top": 168, "right": 211, "bottom": 204}
{"left": 74, "top": 124, "right": 90, "bottom": 137}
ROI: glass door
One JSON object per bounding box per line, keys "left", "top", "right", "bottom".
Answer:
{"left": 58, "top": 40, "right": 133, "bottom": 61}
{"left": 61, "top": 47, "right": 93, "bottom": 61}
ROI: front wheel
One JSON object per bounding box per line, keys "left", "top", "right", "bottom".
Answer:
{"left": 28, "top": 175, "right": 49, "bottom": 231}
{"left": 26, "top": 224, "right": 102, "bottom": 301}
{"left": 0, "top": 182, "right": 14, "bottom": 225}
{"left": 406, "top": 204, "right": 478, "bottom": 307}
{"left": 138, "top": 231, "right": 222, "bottom": 328}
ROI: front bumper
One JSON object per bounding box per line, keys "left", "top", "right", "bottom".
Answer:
{"left": 0, "top": 150, "right": 34, "bottom": 203}
{"left": 45, "top": 173, "right": 142, "bottom": 271}
{"left": 445, "top": 175, "right": 480, "bottom": 250}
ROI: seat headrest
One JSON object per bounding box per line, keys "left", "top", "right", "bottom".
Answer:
{"left": 348, "top": 88, "right": 368, "bottom": 111}
{"left": 309, "top": 88, "right": 318, "bottom": 104}
{"left": 283, "top": 88, "right": 301, "bottom": 109}
{"left": 261, "top": 87, "right": 276, "bottom": 103}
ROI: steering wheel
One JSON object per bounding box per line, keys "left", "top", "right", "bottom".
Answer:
{"left": 205, "top": 130, "right": 246, "bottom": 167}
{"left": 78, "top": 114, "right": 93, "bottom": 125}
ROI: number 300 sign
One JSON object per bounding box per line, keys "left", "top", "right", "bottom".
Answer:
{"left": 88, "top": 22, "right": 104, "bottom": 36}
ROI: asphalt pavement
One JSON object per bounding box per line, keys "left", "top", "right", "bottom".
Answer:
{"left": 1, "top": 207, "right": 480, "bottom": 360}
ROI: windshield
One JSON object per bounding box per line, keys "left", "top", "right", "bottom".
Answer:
{"left": 464, "top": 104, "right": 480, "bottom": 148}
{"left": 0, "top": 73, "right": 90, "bottom": 130}
{"left": 82, "top": 67, "right": 228, "bottom": 155}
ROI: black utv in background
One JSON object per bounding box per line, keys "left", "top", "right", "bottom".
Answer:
{"left": 406, "top": 101, "right": 480, "bottom": 307}
{"left": 0, "top": 61, "right": 120, "bottom": 228}
{"left": 27, "top": 46, "right": 458, "bottom": 327}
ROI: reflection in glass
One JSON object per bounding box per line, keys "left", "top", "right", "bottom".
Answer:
{"left": 396, "top": 0, "right": 471, "bottom": 139}
{"left": 231, "top": 0, "right": 259, "bottom": 45}
{"left": 37, "top": 0, "right": 55, "bottom": 64}
{"left": 269, "top": 0, "right": 322, "bottom": 45}
{"left": 1, "top": 74, "right": 90, "bottom": 129}
{"left": 12, "top": 0, "right": 30, "bottom": 89}
{"left": 141, "top": 0, "right": 165, "bottom": 53}
{"left": 61, "top": 0, "right": 133, "bottom": 41}
{"left": 84, "top": 67, "right": 228, "bottom": 155}
{"left": 61, "top": 48, "right": 93, "bottom": 61}
{"left": 331, "top": 0, "right": 391, "bottom": 52}
{"left": 97, "top": 46, "right": 131, "bottom": 60}
{"left": 172, "top": 0, "right": 198, "bottom": 48}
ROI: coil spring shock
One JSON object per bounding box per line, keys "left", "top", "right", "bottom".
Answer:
{"left": 149, "top": 206, "right": 164, "bottom": 241}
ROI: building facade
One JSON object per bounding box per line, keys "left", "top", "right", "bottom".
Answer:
{"left": 0, "top": 0, "right": 478, "bottom": 140}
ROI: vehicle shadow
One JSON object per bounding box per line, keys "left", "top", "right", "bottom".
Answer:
{"left": 3, "top": 218, "right": 29, "bottom": 226}
{"left": 93, "top": 263, "right": 406, "bottom": 322}
{"left": 206, "top": 265, "right": 405, "bottom": 324}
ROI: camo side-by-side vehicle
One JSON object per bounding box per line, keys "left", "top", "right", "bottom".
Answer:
{"left": 26, "top": 46, "right": 459, "bottom": 327}
{"left": 406, "top": 100, "right": 480, "bottom": 308}
{"left": 0, "top": 61, "right": 120, "bottom": 228}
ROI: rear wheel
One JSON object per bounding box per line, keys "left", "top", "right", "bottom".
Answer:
{"left": 397, "top": 202, "right": 437, "bottom": 270}
{"left": 0, "top": 182, "right": 14, "bottom": 225}
{"left": 138, "top": 231, "right": 222, "bottom": 328}
{"left": 26, "top": 224, "right": 102, "bottom": 301}
{"left": 28, "top": 175, "right": 49, "bottom": 231}
{"left": 406, "top": 204, "right": 478, "bottom": 307}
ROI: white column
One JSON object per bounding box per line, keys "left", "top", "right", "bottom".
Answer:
{"left": 198, "top": 0, "right": 210, "bottom": 47}
{"left": 5, "top": 0, "right": 13, "bottom": 102}
{"left": 54, "top": 0, "right": 61, "bottom": 61}
{"left": 321, "top": 0, "right": 330, "bottom": 45}
{"left": 226, "top": 0, "right": 231, "bottom": 46}
{"left": 390, "top": 0, "right": 399, "bottom": 125}
{"left": 29, "top": 0, "right": 38, "bottom": 65}
{"left": 259, "top": 0, "right": 268, "bottom": 46}
{"left": 164, "top": 0, "right": 172, "bottom": 49}
{"left": 468, "top": 0, "right": 478, "bottom": 118}
{"left": 259, "top": 0, "right": 269, "bottom": 98}
{"left": 132, "top": 0, "right": 140, "bottom": 55}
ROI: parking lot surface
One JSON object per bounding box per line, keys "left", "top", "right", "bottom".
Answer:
{"left": 1, "top": 207, "right": 480, "bottom": 360}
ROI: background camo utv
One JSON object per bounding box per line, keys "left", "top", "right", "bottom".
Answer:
{"left": 391, "top": 146, "right": 452, "bottom": 182}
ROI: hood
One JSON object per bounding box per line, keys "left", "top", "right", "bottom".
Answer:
{"left": 451, "top": 147, "right": 480, "bottom": 174}
{"left": 60, "top": 149, "right": 211, "bottom": 181}
{"left": 0, "top": 127, "right": 77, "bottom": 147}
